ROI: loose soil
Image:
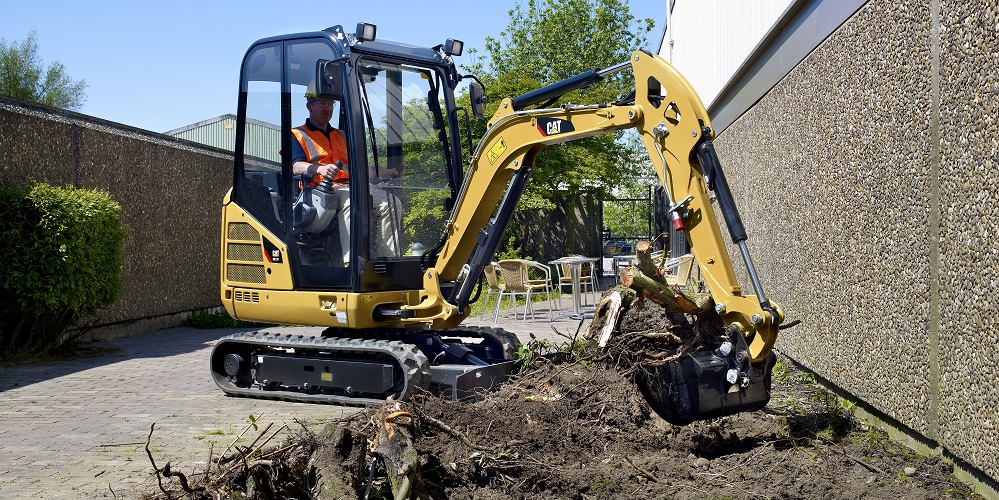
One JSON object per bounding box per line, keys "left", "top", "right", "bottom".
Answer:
{"left": 144, "top": 302, "right": 982, "bottom": 499}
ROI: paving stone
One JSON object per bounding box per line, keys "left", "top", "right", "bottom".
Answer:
{"left": 0, "top": 299, "right": 586, "bottom": 498}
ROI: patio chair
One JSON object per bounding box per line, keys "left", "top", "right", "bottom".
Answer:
{"left": 523, "top": 260, "right": 557, "bottom": 315}
{"left": 480, "top": 262, "right": 505, "bottom": 319}
{"left": 661, "top": 253, "right": 695, "bottom": 288}
{"left": 495, "top": 260, "right": 553, "bottom": 322}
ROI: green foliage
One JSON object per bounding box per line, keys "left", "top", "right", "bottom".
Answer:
{"left": 772, "top": 357, "right": 817, "bottom": 385}
{"left": 852, "top": 424, "right": 889, "bottom": 454}
{"left": 492, "top": 236, "right": 524, "bottom": 261}
{"left": 602, "top": 143, "right": 658, "bottom": 243}
{"left": 482, "top": 0, "right": 654, "bottom": 84}
{"left": 810, "top": 390, "right": 855, "bottom": 440}
{"left": 603, "top": 197, "right": 650, "bottom": 240}
{"left": 457, "top": 0, "right": 654, "bottom": 256}
{"left": 402, "top": 189, "right": 449, "bottom": 248}
{"left": 515, "top": 332, "right": 589, "bottom": 369}
{"left": 0, "top": 29, "right": 87, "bottom": 110}
{"left": 515, "top": 333, "right": 555, "bottom": 368}
{"left": 184, "top": 309, "right": 263, "bottom": 329}
{"left": 0, "top": 182, "right": 126, "bottom": 357}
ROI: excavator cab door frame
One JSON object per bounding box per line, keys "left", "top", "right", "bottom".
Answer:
{"left": 231, "top": 35, "right": 355, "bottom": 291}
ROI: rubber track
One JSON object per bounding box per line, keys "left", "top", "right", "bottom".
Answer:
{"left": 318, "top": 326, "right": 522, "bottom": 361}
{"left": 447, "top": 325, "right": 521, "bottom": 360}
{"left": 211, "top": 331, "right": 431, "bottom": 406}
{"left": 330, "top": 325, "right": 522, "bottom": 361}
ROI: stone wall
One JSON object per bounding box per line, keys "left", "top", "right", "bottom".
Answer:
{"left": 713, "top": 0, "right": 998, "bottom": 485}
{"left": 0, "top": 96, "right": 232, "bottom": 338}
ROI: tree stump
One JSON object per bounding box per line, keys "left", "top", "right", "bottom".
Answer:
{"left": 587, "top": 241, "right": 713, "bottom": 345}
{"left": 369, "top": 399, "right": 429, "bottom": 500}
{"left": 308, "top": 424, "right": 367, "bottom": 499}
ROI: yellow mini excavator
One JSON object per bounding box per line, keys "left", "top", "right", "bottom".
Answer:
{"left": 211, "top": 23, "right": 785, "bottom": 425}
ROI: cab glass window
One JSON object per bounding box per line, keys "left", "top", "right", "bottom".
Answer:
{"left": 238, "top": 42, "right": 284, "bottom": 228}
{"left": 357, "top": 58, "right": 452, "bottom": 259}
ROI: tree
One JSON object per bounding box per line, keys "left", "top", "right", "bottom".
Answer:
{"left": 457, "top": 0, "right": 654, "bottom": 257}
{"left": 0, "top": 30, "right": 87, "bottom": 110}
{"left": 463, "top": 0, "right": 654, "bottom": 208}
{"left": 601, "top": 135, "right": 661, "bottom": 243}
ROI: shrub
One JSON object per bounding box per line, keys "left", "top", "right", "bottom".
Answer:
{"left": 0, "top": 182, "right": 127, "bottom": 357}
{"left": 184, "top": 309, "right": 263, "bottom": 329}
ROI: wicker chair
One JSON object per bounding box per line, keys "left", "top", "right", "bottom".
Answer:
{"left": 480, "top": 262, "right": 505, "bottom": 319}
{"left": 661, "top": 254, "right": 695, "bottom": 288}
{"left": 495, "top": 260, "right": 553, "bottom": 322}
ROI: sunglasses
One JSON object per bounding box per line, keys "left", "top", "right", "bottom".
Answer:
{"left": 309, "top": 100, "right": 336, "bottom": 110}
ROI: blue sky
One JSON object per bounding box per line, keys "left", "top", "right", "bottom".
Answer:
{"left": 0, "top": 1, "right": 665, "bottom": 133}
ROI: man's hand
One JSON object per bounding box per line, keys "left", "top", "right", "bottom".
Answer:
{"left": 322, "top": 164, "right": 337, "bottom": 177}
{"left": 318, "top": 163, "right": 341, "bottom": 177}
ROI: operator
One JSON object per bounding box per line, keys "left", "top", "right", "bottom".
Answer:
{"left": 291, "top": 86, "right": 352, "bottom": 266}
{"left": 291, "top": 85, "right": 404, "bottom": 263}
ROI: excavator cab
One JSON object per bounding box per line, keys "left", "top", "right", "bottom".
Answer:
{"left": 229, "top": 24, "right": 465, "bottom": 295}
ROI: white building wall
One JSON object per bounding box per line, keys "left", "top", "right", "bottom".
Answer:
{"left": 660, "top": 0, "right": 793, "bottom": 107}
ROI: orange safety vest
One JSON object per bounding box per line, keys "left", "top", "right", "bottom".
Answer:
{"left": 292, "top": 125, "right": 350, "bottom": 185}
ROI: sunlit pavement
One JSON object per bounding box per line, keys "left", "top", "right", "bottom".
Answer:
{"left": 0, "top": 296, "right": 593, "bottom": 499}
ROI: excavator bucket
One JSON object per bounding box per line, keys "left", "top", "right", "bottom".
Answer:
{"left": 635, "top": 329, "right": 777, "bottom": 426}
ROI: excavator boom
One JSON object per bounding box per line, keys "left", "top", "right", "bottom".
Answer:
{"left": 398, "top": 50, "right": 786, "bottom": 424}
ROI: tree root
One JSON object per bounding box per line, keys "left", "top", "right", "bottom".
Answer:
{"left": 145, "top": 423, "right": 205, "bottom": 496}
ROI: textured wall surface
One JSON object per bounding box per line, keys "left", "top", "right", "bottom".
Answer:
{"left": 1, "top": 97, "right": 232, "bottom": 333}
{"left": 937, "top": 0, "right": 999, "bottom": 480}
{"left": 713, "top": 0, "right": 998, "bottom": 483}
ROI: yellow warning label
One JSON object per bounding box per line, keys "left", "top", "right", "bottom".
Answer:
{"left": 321, "top": 372, "right": 333, "bottom": 382}
{"left": 486, "top": 137, "right": 507, "bottom": 164}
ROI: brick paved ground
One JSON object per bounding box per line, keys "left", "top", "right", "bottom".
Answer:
{"left": 0, "top": 298, "right": 591, "bottom": 499}
{"left": 0, "top": 326, "right": 360, "bottom": 499}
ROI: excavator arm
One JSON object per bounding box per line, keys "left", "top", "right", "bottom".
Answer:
{"left": 405, "top": 51, "right": 783, "bottom": 364}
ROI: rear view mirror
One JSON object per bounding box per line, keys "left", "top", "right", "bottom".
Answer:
{"left": 469, "top": 82, "right": 486, "bottom": 119}
{"left": 316, "top": 60, "right": 344, "bottom": 101}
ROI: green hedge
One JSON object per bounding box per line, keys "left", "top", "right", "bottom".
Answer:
{"left": 0, "top": 182, "right": 127, "bottom": 356}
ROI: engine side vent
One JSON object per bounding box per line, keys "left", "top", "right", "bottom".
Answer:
{"left": 227, "top": 242, "right": 263, "bottom": 262}
{"left": 373, "top": 263, "right": 389, "bottom": 274}
{"left": 227, "top": 263, "right": 266, "bottom": 284}
{"left": 228, "top": 222, "right": 259, "bottom": 241}
{"left": 234, "top": 290, "right": 260, "bottom": 303}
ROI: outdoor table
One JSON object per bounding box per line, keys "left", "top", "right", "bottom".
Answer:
{"left": 612, "top": 254, "right": 638, "bottom": 280}
{"left": 550, "top": 256, "right": 599, "bottom": 320}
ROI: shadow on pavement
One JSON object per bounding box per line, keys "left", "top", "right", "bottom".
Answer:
{"left": 0, "top": 313, "right": 592, "bottom": 395}
{"left": 0, "top": 326, "right": 267, "bottom": 393}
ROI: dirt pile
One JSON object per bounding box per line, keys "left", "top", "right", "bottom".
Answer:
{"left": 144, "top": 359, "right": 979, "bottom": 498}
{"left": 142, "top": 302, "right": 980, "bottom": 499}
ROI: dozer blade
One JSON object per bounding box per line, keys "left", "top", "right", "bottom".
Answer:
{"left": 429, "top": 360, "right": 517, "bottom": 401}
{"left": 636, "top": 328, "right": 777, "bottom": 426}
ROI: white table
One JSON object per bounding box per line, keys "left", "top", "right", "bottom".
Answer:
{"left": 550, "top": 256, "right": 599, "bottom": 320}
